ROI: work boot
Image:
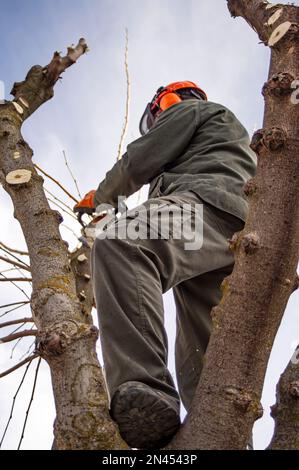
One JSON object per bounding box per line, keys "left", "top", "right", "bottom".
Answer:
{"left": 110, "top": 381, "right": 181, "bottom": 449}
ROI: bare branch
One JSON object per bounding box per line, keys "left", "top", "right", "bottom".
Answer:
{"left": 45, "top": 187, "right": 76, "bottom": 214}
{"left": 0, "top": 353, "right": 39, "bottom": 379}
{"left": 10, "top": 325, "right": 35, "bottom": 359}
{"left": 0, "top": 241, "right": 29, "bottom": 257}
{"left": 0, "top": 245, "right": 30, "bottom": 270}
{"left": 10, "top": 321, "right": 28, "bottom": 336}
{"left": 0, "top": 277, "right": 32, "bottom": 283}
{"left": 0, "top": 274, "right": 30, "bottom": 300}
{"left": 10, "top": 38, "right": 88, "bottom": 120}
{"left": 45, "top": 193, "right": 78, "bottom": 221}
{"left": 0, "top": 358, "right": 33, "bottom": 448}
{"left": 34, "top": 163, "right": 79, "bottom": 203}
{"left": 0, "top": 318, "right": 33, "bottom": 329}
{"left": 0, "top": 268, "right": 18, "bottom": 274}
{"left": 61, "top": 223, "right": 80, "bottom": 240}
{"left": 0, "top": 255, "right": 31, "bottom": 272}
{"left": 45, "top": 39, "right": 88, "bottom": 85}
{"left": 0, "top": 329, "right": 37, "bottom": 344}
{"left": 0, "top": 302, "right": 30, "bottom": 321}
{"left": 18, "top": 357, "right": 41, "bottom": 450}
{"left": 0, "top": 301, "right": 30, "bottom": 310}
{"left": 117, "top": 28, "right": 130, "bottom": 161}
{"left": 62, "top": 150, "right": 82, "bottom": 199}
{"left": 226, "top": 0, "right": 297, "bottom": 44}
{"left": 19, "top": 340, "right": 35, "bottom": 361}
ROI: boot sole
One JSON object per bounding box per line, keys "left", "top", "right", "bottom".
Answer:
{"left": 111, "top": 382, "right": 180, "bottom": 449}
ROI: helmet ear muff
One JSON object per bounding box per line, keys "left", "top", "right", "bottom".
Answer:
{"left": 159, "top": 92, "right": 182, "bottom": 111}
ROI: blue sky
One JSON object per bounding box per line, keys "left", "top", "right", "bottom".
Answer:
{"left": 0, "top": 0, "right": 298, "bottom": 450}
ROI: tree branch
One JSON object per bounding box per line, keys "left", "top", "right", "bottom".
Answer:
{"left": 0, "top": 353, "right": 39, "bottom": 379}
{"left": 0, "top": 255, "right": 31, "bottom": 272}
{"left": 0, "top": 357, "right": 32, "bottom": 448}
{"left": 0, "top": 245, "right": 30, "bottom": 269}
{"left": 0, "top": 241, "right": 29, "bottom": 256}
{"left": 10, "top": 38, "right": 88, "bottom": 120}
{"left": 0, "top": 300, "right": 30, "bottom": 310}
{"left": 0, "top": 277, "right": 32, "bottom": 282}
{"left": 18, "top": 357, "right": 41, "bottom": 450}
{"left": 0, "top": 329, "right": 37, "bottom": 344}
{"left": 0, "top": 302, "right": 30, "bottom": 320}
{"left": 34, "top": 163, "right": 78, "bottom": 203}
{"left": 227, "top": 0, "right": 298, "bottom": 45}
{"left": 62, "top": 150, "right": 82, "bottom": 199}
{"left": 117, "top": 28, "right": 130, "bottom": 161}
{"left": 0, "top": 318, "right": 33, "bottom": 329}
{"left": 0, "top": 274, "right": 30, "bottom": 300}
{"left": 44, "top": 187, "right": 76, "bottom": 215}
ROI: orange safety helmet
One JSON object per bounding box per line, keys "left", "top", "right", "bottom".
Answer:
{"left": 139, "top": 81, "right": 207, "bottom": 135}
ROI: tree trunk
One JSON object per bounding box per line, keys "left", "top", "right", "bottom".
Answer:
{"left": 0, "top": 40, "right": 126, "bottom": 450}
{"left": 169, "top": 0, "right": 299, "bottom": 450}
{"left": 268, "top": 345, "right": 299, "bottom": 449}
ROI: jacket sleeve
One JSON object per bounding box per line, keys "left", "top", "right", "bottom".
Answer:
{"left": 93, "top": 101, "right": 199, "bottom": 208}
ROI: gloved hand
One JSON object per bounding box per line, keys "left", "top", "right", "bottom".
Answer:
{"left": 74, "top": 190, "right": 96, "bottom": 216}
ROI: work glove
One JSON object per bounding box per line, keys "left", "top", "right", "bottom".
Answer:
{"left": 73, "top": 190, "right": 96, "bottom": 216}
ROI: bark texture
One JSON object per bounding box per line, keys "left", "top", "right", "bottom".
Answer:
{"left": 0, "top": 40, "right": 126, "bottom": 450}
{"left": 169, "top": 0, "right": 299, "bottom": 450}
{"left": 269, "top": 346, "right": 299, "bottom": 449}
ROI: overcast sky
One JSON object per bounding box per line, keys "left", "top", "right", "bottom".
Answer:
{"left": 0, "top": 0, "right": 298, "bottom": 450}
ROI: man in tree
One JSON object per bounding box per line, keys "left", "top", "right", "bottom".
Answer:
{"left": 74, "top": 81, "right": 257, "bottom": 449}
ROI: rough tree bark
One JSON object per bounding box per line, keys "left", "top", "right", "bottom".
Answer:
{"left": 0, "top": 40, "right": 126, "bottom": 450}
{"left": 268, "top": 344, "right": 299, "bottom": 449}
{"left": 169, "top": 0, "right": 299, "bottom": 450}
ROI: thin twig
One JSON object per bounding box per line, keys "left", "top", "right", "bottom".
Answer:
{"left": 44, "top": 187, "right": 75, "bottom": 214}
{"left": 0, "top": 241, "right": 29, "bottom": 257}
{"left": 10, "top": 324, "right": 35, "bottom": 359}
{"left": 62, "top": 150, "right": 82, "bottom": 199}
{"left": 117, "top": 28, "right": 130, "bottom": 161}
{"left": 61, "top": 223, "right": 80, "bottom": 239}
{"left": 19, "top": 340, "right": 35, "bottom": 361}
{"left": 34, "top": 163, "right": 79, "bottom": 203}
{"left": 0, "top": 329, "right": 37, "bottom": 344}
{"left": 46, "top": 196, "right": 78, "bottom": 221}
{"left": 0, "top": 277, "right": 32, "bottom": 282}
{"left": 10, "top": 322, "right": 27, "bottom": 337}
{"left": 0, "top": 353, "right": 39, "bottom": 379}
{"left": 10, "top": 337, "right": 23, "bottom": 359}
{"left": 17, "top": 357, "right": 41, "bottom": 450}
{"left": 0, "top": 255, "right": 31, "bottom": 272}
{"left": 0, "top": 302, "right": 30, "bottom": 320}
{"left": 0, "top": 246, "right": 30, "bottom": 269}
{"left": 0, "top": 359, "right": 32, "bottom": 448}
{"left": 0, "top": 301, "right": 30, "bottom": 310}
{"left": 0, "top": 318, "right": 33, "bottom": 329}
{"left": 0, "top": 267, "right": 21, "bottom": 274}
{"left": 0, "top": 274, "right": 30, "bottom": 300}
{"left": 13, "top": 267, "right": 31, "bottom": 285}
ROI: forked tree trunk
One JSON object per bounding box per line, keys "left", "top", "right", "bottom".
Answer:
{"left": 168, "top": 0, "right": 299, "bottom": 450}
{"left": 0, "top": 40, "right": 126, "bottom": 450}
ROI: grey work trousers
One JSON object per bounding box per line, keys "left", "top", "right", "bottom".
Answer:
{"left": 91, "top": 191, "right": 244, "bottom": 412}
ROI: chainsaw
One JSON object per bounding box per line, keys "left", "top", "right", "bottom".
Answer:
{"left": 75, "top": 196, "right": 127, "bottom": 244}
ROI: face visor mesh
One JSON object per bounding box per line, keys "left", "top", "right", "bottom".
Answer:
{"left": 139, "top": 103, "right": 157, "bottom": 136}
